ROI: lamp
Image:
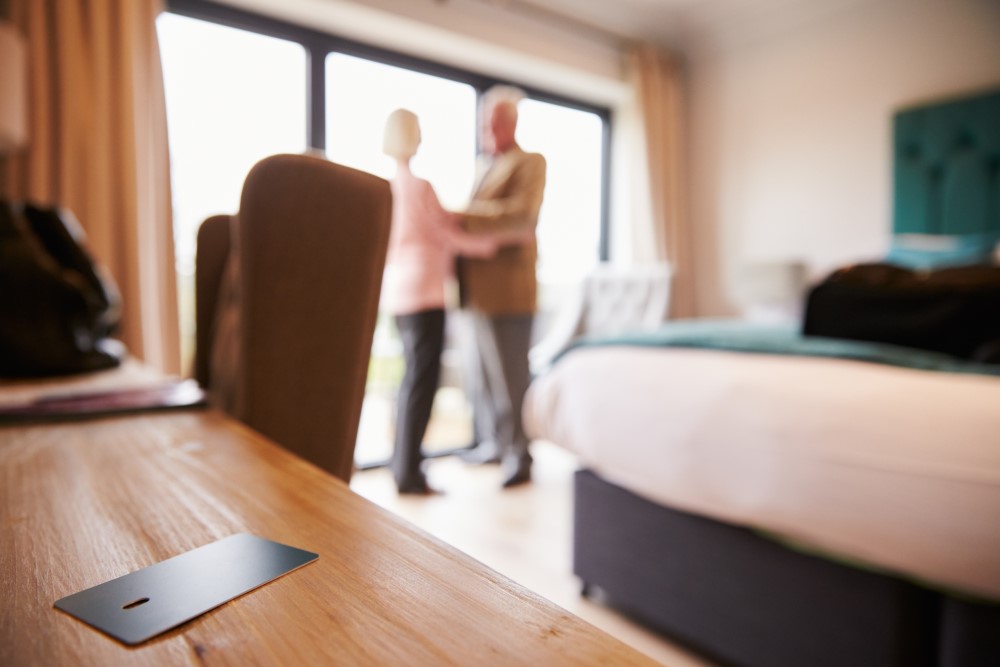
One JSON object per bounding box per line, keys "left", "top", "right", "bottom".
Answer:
{"left": 0, "top": 21, "right": 28, "bottom": 153}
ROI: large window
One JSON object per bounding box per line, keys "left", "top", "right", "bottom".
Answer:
{"left": 158, "top": 12, "right": 307, "bottom": 369}
{"left": 160, "top": 0, "right": 610, "bottom": 465}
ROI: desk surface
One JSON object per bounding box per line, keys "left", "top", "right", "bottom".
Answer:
{"left": 0, "top": 401, "right": 660, "bottom": 666}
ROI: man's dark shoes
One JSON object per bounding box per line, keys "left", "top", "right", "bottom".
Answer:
{"left": 500, "top": 455, "right": 532, "bottom": 489}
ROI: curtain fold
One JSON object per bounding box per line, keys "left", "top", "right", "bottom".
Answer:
{"left": 627, "top": 44, "right": 696, "bottom": 319}
{"left": 3, "top": 0, "right": 179, "bottom": 373}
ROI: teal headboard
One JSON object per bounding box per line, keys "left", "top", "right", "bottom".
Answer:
{"left": 893, "top": 88, "right": 1000, "bottom": 239}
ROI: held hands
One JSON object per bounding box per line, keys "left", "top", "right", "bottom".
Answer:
{"left": 445, "top": 212, "right": 532, "bottom": 259}
{"left": 444, "top": 212, "right": 496, "bottom": 258}
{"left": 467, "top": 236, "right": 501, "bottom": 259}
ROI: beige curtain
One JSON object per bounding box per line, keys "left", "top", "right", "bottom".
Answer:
{"left": 3, "top": 0, "right": 180, "bottom": 373}
{"left": 627, "top": 44, "right": 696, "bottom": 319}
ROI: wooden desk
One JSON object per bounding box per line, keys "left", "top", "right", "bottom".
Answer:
{"left": 0, "top": 404, "right": 660, "bottom": 665}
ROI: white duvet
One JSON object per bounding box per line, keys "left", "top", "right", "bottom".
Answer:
{"left": 523, "top": 346, "right": 1000, "bottom": 600}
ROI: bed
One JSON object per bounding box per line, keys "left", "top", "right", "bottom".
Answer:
{"left": 523, "top": 88, "right": 1000, "bottom": 667}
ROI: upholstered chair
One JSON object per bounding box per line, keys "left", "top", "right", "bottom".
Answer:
{"left": 194, "top": 153, "right": 392, "bottom": 483}
{"left": 529, "top": 262, "right": 672, "bottom": 374}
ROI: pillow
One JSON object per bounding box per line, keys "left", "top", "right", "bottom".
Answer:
{"left": 886, "top": 232, "right": 999, "bottom": 270}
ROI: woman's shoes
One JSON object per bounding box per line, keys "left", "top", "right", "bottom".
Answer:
{"left": 396, "top": 475, "right": 440, "bottom": 495}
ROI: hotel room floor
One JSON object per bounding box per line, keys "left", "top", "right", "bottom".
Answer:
{"left": 350, "top": 391, "right": 715, "bottom": 667}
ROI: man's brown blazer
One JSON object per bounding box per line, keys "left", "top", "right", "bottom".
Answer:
{"left": 458, "top": 145, "right": 546, "bottom": 315}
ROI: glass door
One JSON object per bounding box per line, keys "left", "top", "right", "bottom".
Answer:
{"left": 325, "top": 53, "right": 478, "bottom": 466}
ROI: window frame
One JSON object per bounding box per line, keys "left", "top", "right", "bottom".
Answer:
{"left": 165, "top": 0, "right": 612, "bottom": 259}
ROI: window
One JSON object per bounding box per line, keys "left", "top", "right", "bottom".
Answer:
{"left": 324, "top": 55, "right": 482, "bottom": 462}
{"left": 325, "top": 54, "right": 477, "bottom": 208}
{"left": 157, "top": 12, "right": 307, "bottom": 369}
{"left": 160, "top": 0, "right": 610, "bottom": 465}
{"left": 518, "top": 100, "right": 605, "bottom": 288}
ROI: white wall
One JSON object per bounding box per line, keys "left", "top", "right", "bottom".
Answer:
{"left": 687, "top": 0, "right": 1000, "bottom": 316}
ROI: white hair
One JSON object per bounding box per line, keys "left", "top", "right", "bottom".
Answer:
{"left": 382, "top": 108, "right": 421, "bottom": 160}
{"left": 482, "top": 84, "right": 526, "bottom": 121}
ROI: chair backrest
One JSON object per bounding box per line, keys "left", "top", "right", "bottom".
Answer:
{"left": 193, "top": 214, "right": 232, "bottom": 389}
{"left": 195, "top": 154, "right": 392, "bottom": 483}
{"left": 529, "top": 262, "right": 672, "bottom": 374}
{"left": 579, "top": 263, "right": 672, "bottom": 336}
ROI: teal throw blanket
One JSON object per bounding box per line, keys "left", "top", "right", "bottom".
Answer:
{"left": 561, "top": 319, "right": 1000, "bottom": 378}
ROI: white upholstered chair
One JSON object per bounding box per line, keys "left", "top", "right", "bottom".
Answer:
{"left": 529, "top": 262, "right": 672, "bottom": 374}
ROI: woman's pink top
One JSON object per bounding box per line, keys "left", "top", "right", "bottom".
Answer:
{"left": 382, "top": 166, "right": 456, "bottom": 316}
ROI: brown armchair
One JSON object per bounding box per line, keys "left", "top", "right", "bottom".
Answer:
{"left": 194, "top": 153, "right": 392, "bottom": 483}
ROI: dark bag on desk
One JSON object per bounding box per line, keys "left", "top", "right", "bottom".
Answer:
{"left": 802, "top": 262, "right": 1000, "bottom": 362}
{"left": 0, "top": 200, "right": 125, "bottom": 377}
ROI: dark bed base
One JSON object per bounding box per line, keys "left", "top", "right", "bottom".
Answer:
{"left": 573, "top": 469, "right": 1000, "bottom": 667}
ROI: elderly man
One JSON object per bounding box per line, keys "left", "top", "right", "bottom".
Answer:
{"left": 457, "top": 86, "right": 546, "bottom": 488}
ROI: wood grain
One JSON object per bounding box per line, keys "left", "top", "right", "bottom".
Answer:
{"left": 0, "top": 407, "right": 661, "bottom": 666}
